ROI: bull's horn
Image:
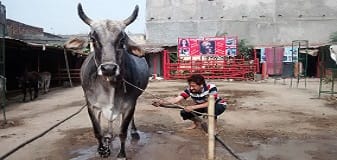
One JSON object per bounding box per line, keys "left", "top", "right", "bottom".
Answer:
{"left": 77, "top": 3, "right": 92, "bottom": 26}
{"left": 123, "top": 5, "right": 139, "bottom": 26}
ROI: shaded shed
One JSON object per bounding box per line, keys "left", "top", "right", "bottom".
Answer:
{"left": 2, "top": 37, "right": 85, "bottom": 90}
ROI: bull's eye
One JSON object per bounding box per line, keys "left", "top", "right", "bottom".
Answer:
{"left": 90, "top": 36, "right": 101, "bottom": 48}
{"left": 118, "top": 38, "right": 125, "bottom": 49}
{"left": 89, "top": 32, "right": 99, "bottom": 47}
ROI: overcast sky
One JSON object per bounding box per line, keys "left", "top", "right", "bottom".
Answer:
{"left": 1, "top": 0, "right": 146, "bottom": 35}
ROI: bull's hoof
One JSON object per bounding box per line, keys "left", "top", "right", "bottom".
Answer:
{"left": 98, "top": 146, "right": 111, "bottom": 158}
{"left": 131, "top": 132, "right": 140, "bottom": 140}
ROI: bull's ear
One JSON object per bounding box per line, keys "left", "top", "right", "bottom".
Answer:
{"left": 64, "top": 37, "right": 88, "bottom": 52}
{"left": 125, "top": 36, "right": 145, "bottom": 57}
{"left": 128, "top": 45, "right": 145, "bottom": 57}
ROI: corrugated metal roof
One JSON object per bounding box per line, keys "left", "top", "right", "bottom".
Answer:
{"left": 3, "top": 37, "right": 68, "bottom": 51}
{"left": 254, "top": 42, "right": 331, "bottom": 49}
{"left": 139, "top": 43, "right": 165, "bottom": 53}
{"left": 143, "top": 47, "right": 164, "bottom": 53}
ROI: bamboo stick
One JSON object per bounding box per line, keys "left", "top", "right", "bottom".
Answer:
{"left": 208, "top": 95, "right": 215, "bottom": 160}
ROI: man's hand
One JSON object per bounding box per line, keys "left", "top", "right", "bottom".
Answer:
{"left": 184, "top": 106, "right": 194, "bottom": 112}
{"left": 152, "top": 99, "right": 164, "bottom": 107}
{"left": 152, "top": 96, "right": 184, "bottom": 108}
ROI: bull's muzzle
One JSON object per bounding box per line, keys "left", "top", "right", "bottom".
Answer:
{"left": 98, "top": 63, "right": 120, "bottom": 78}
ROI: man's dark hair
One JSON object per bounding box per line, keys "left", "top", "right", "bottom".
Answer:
{"left": 187, "top": 74, "right": 205, "bottom": 85}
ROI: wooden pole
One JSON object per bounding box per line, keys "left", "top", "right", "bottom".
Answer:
{"left": 0, "top": 76, "right": 6, "bottom": 123}
{"left": 153, "top": 54, "right": 157, "bottom": 79}
{"left": 208, "top": 95, "right": 215, "bottom": 160}
{"left": 63, "top": 49, "right": 73, "bottom": 87}
{"left": 0, "top": 75, "right": 7, "bottom": 124}
{"left": 37, "top": 54, "right": 40, "bottom": 73}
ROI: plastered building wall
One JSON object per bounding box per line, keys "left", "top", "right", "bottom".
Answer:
{"left": 146, "top": 0, "right": 337, "bottom": 46}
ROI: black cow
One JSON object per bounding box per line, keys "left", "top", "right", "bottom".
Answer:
{"left": 17, "top": 71, "right": 41, "bottom": 102}
{"left": 65, "top": 3, "right": 149, "bottom": 159}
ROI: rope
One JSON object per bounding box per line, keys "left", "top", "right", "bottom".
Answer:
{"left": 151, "top": 103, "right": 244, "bottom": 160}
{"left": 122, "top": 79, "right": 211, "bottom": 116}
{"left": 0, "top": 104, "right": 87, "bottom": 160}
{"left": 214, "top": 135, "right": 244, "bottom": 160}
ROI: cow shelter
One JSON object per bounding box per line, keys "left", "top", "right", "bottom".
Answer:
{"left": 163, "top": 36, "right": 258, "bottom": 80}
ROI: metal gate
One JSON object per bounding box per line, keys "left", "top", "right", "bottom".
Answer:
{"left": 163, "top": 50, "right": 258, "bottom": 80}
{"left": 290, "top": 40, "right": 309, "bottom": 88}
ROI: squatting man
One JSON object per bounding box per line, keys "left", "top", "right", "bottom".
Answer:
{"left": 153, "top": 74, "right": 227, "bottom": 130}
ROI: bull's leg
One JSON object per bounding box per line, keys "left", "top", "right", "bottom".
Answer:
{"left": 87, "top": 107, "right": 110, "bottom": 157}
{"left": 46, "top": 79, "right": 50, "bottom": 92}
{"left": 99, "top": 111, "right": 113, "bottom": 156}
{"left": 42, "top": 80, "right": 46, "bottom": 93}
{"left": 28, "top": 85, "right": 33, "bottom": 101}
{"left": 47, "top": 79, "right": 50, "bottom": 92}
{"left": 34, "top": 83, "right": 39, "bottom": 99}
{"left": 130, "top": 117, "right": 140, "bottom": 140}
{"left": 127, "top": 101, "right": 140, "bottom": 139}
{"left": 22, "top": 87, "right": 26, "bottom": 102}
{"left": 88, "top": 107, "right": 102, "bottom": 140}
{"left": 117, "top": 106, "right": 136, "bottom": 159}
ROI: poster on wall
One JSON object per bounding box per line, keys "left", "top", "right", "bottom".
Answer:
{"left": 178, "top": 37, "right": 236, "bottom": 57}
{"left": 199, "top": 40, "right": 216, "bottom": 55}
{"left": 178, "top": 38, "right": 190, "bottom": 56}
{"left": 225, "top": 36, "right": 238, "bottom": 57}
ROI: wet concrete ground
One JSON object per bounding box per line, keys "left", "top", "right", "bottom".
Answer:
{"left": 2, "top": 80, "right": 337, "bottom": 160}
{"left": 61, "top": 128, "right": 222, "bottom": 160}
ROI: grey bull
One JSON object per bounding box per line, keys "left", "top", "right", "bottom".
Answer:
{"left": 65, "top": 3, "right": 149, "bottom": 159}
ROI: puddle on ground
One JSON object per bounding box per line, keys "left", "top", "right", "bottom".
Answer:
{"left": 69, "top": 131, "right": 151, "bottom": 160}
{"left": 70, "top": 145, "right": 97, "bottom": 160}
{"left": 67, "top": 130, "right": 225, "bottom": 160}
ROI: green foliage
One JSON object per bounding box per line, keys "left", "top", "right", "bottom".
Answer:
{"left": 238, "top": 39, "right": 254, "bottom": 60}
{"left": 329, "top": 31, "right": 337, "bottom": 44}
{"left": 169, "top": 52, "right": 178, "bottom": 63}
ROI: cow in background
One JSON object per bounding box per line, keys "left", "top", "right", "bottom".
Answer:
{"left": 329, "top": 45, "right": 337, "bottom": 64}
{"left": 38, "top": 72, "right": 51, "bottom": 94}
{"left": 64, "top": 3, "right": 149, "bottom": 159}
{"left": 17, "top": 71, "right": 41, "bottom": 102}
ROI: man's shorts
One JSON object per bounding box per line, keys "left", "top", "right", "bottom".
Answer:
{"left": 180, "top": 98, "right": 227, "bottom": 120}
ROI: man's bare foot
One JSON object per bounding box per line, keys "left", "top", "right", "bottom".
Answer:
{"left": 185, "top": 122, "right": 200, "bottom": 130}
{"left": 186, "top": 124, "right": 197, "bottom": 130}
